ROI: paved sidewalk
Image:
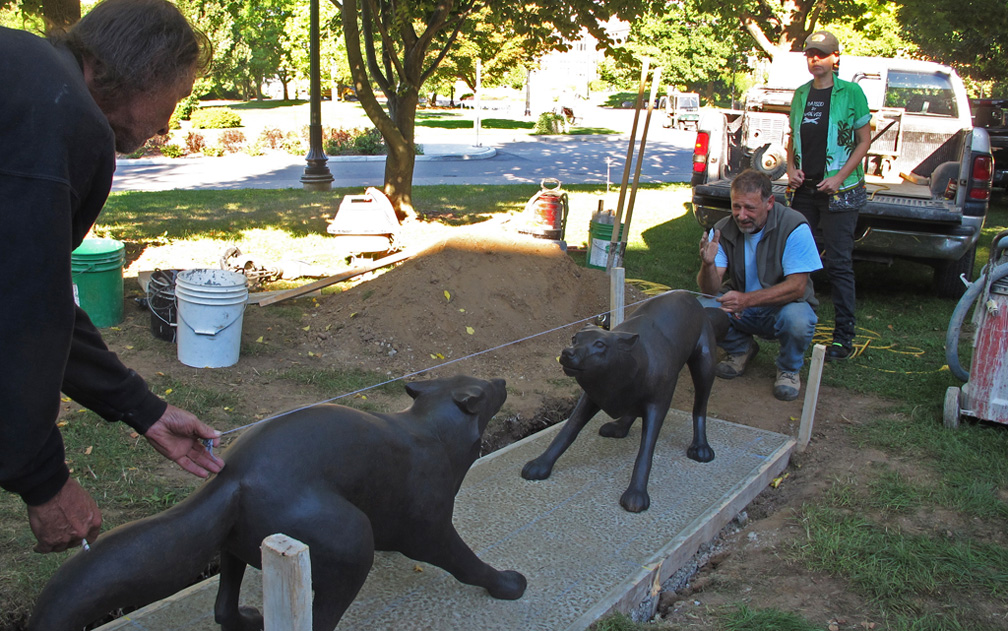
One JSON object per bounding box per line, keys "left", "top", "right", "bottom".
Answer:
{"left": 95, "top": 411, "right": 794, "bottom": 631}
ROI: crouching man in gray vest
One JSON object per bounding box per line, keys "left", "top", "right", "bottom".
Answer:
{"left": 697, "top": 169, "right": 822, "bottom": 401}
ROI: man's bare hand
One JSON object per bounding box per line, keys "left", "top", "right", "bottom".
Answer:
{"left": 144, "top": 404, "right": 224, "bottom": 478}
{"left": 716, "top": 290, "right": 748, "bottom": 314}
{"left": 699, "top": 228, "right": 720, "bottom": 266}
{"left": 27, "top": 478, "right": 101, "bottom": 553}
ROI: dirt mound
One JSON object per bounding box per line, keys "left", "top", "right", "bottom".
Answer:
{"left": 311, "top": 225, "right": 639, "bottom": 386}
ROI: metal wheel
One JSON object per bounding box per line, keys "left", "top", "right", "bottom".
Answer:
{"left": 943, "top": 386, "right": 961, "bottom": 429}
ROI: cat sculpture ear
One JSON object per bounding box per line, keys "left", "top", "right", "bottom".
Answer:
{"left": 405, "top": 380, "right": 430, "bottom": 400}
{"left": 452, "top": 385, "right": 485, "bottom": 415}
{"left": 614, "top": 332, "right": 640, "bottom": 351}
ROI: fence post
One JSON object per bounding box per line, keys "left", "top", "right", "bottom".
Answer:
{"left": 610, "top": 266, "right": 625, "bottom": 329}
{"left": 797, "top": 344, "right": 826, "bottom": 452}
{"left": 262, "top": 534, "right": 312, "bottom": 631}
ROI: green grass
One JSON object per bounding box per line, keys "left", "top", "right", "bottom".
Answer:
{"left": 415, "top": 115, "right": 535, "bottom": 130}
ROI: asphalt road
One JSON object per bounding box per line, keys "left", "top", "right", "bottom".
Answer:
{"left": 110, "top": 109, "right": 698, "bottom": 191}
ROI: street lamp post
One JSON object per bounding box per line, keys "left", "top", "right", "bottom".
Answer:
{"left": 301, "top": 0, "right": 333, "bottom": 191}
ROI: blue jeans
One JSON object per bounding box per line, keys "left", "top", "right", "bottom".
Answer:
{"left": 699, "top": 297, "right": 818, "bottom": 373}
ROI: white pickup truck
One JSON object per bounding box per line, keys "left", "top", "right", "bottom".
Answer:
{"left": 690, "top": 53, "right": 995, "bottom": 298}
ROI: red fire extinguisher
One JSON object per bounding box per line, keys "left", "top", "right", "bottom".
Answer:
{"left": 520, "top": 178, "right": 568, "bottom": 241}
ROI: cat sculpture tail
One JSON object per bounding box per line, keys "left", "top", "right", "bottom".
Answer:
{"left": 27, "top": 476, "right": 240, "bottom": 631}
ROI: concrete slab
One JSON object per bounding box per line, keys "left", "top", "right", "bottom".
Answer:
{"left": 96, "top": 411, "right": 793, "bottom": 631}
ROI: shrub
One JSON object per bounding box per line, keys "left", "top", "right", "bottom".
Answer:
{"left": 281, "top": 131, "right": 304, "bottom": 155}
{"left": 175, "top": 94, "right": 200, "bottom": 121}
{"left": 201, "top": 146, "right": 224, "bottom": 157}
{"left": 257, "top": 127, "right": 285, "bottom": 151}
{"left": 323, "top": 127, "right": 355, "bottom": 155}
{"left": 189, "top": 107, "right": 242, "bottom": 129}
{"left": 534, "top": 111, "right": 566, "bottom": 135}
{"left": 185, "top": 131, "right": 206, "bottom": 154}
{"left": 244, "top": 141, "right": 265, "bottom": 156}
{"left": 218, "top": 129, "right": 246, "bottom": 154}
{"left": 353, "top": 128, "right": 384, "bottom": 154}
{"left": 160, "top": 144, "right": 184, "bottom": 158}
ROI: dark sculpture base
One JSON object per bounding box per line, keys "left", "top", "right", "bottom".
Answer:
{"left": 29, "top": 375, "right": 525, "bottom": 631}
{"left": 522, "top": 290, "right": 729, "bottom": 513}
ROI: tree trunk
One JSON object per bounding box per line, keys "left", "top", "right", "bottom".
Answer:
{"left": 383, "top": 90, "right": 419, "bottom": 221}
{"left": 42, "top": 0, "right": 80, "bottom": 28}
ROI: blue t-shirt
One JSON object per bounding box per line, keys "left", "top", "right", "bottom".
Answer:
{"left": 715, "top": 223, "right": 822, "bottom": 292}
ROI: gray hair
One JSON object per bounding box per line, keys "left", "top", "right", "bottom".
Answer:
{"left": 730, "top": 168, "right": 774, "bottom": 201}
{"left": 53, "top": 0, "right": 211, "bottom": 102}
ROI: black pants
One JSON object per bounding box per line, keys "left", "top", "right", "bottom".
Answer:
{"left": 791, "top": 186, "right": 858, "bottom": 344}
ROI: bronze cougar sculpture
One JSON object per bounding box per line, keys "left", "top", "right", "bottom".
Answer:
{"left": 29, "top": 375, "right": 526, "bottom": 631}
{"left": 522, "top": 291, "right": 728, "bottom": 513}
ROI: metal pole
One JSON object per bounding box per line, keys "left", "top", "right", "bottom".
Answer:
{"left": 301, "top": 0, "right": 333, "bottom": 191}
{"left": 475, "top": 59, "right": 482, "bottom": 147}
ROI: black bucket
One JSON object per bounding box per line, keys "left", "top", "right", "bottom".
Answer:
{"left": 148, "top": 269, "right": 181, "bottom": 342}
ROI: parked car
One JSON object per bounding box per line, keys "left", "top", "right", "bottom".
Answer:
{"left": 690, "top": 53, "right": 994, "bottom": 298}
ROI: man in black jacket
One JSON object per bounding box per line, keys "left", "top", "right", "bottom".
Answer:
{"left": 0, "top": 0, "right": 223, "bottom": 553}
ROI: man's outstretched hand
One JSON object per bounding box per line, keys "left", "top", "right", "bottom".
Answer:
{"left": 144, "top": 404, "right": 224, "bottom": 478}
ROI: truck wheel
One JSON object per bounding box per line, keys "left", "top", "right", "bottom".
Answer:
{"left": 933, "top": 245, "right": 976, "bottom": 299}
{"left": 752, "top": 144, "right": 788, "bottom": 180}
{"left": 943, "top": 386, "right": 961, "bottom": 429}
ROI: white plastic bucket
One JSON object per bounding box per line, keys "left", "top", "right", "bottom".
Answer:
{"left": 175, "top": 269, "right": 249, "bottom": 368}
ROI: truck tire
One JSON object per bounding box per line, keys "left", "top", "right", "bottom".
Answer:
{"left": 933, "top": 244, "right": 976, "bottom": 299}
{"left": 752, "top": 143, "right": 788, "bottom": 181}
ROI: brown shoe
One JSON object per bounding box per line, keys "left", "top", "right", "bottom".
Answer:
{"left": 773, "top": 370, "right": 800, "bottom": 401}
{"left": 714, "top": 342, "right": 758, "bottom": 379}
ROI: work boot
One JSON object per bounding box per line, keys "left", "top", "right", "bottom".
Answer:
{"left": 715, "top": 342, "right": 758, "bottom": 379}
{"left": 774, "top": 370, "right": 801, "bottom": 401}
{"left": 826, "top": 341, "right": 854, "bottom": 361}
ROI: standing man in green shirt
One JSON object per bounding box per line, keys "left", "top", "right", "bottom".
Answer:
{"left": 786, "top": 30, "right": 872, "bottom": 361}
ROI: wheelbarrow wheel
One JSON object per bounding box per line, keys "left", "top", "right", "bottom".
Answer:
{"left": 943, "top": 386, "right": 961, "bottom": 429}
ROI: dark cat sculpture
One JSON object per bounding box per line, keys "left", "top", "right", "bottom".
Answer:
{"left": 29, "top": 375, "right": 526, "bottom": 631}
{"left": 522, "top": 290, "right": 729, "bottom": 513}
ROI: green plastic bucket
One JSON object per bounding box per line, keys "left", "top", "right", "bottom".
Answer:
{"left": 71, "top": 238, "right": 125, "bottom": 327}
{"left": 586, "top": 220, "right": 625, "bottom": 270}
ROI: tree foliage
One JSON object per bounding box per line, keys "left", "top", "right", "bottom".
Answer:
{"left": 895, "top": 0, "right": 1008, "bottom": 91}
{"left": 332, "top": 0, "right": 661, "bottom": 216}
{"left": 600, "top": 1, "right": 756, "bottom": 105}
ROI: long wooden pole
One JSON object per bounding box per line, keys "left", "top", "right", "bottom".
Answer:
{"left": 257, "top": 250, "right": 413, "bottom": 306}
{"left": 607, "top": 59, "right": 650, "bottom": 272}
{"left": 619, "top": 66, "right": 662, "bottom": 254}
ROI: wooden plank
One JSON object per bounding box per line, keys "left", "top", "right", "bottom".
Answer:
{"left": 798, "top": 344, "right": 826, "bottom": 452}
{"left": 257, "top": 250, "right": 413, "bottom": 306}
{"left": 262, "top": 534, "right": 312, "bottom": 631}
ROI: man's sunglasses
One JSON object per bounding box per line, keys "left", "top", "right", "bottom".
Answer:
{"left": 805, "top": 49, "right": 835, "bottom": 59}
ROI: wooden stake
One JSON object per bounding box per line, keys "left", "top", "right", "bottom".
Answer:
{"left": 257, "top": 249, "right": 413, "bottom": 306}
{"left": 610, "top": 266, "right": 625, "bottom": 328}
{"left": 797, "top": 344, "right": 826, "bottom": 452}
{"left": 262, "top": 534, "right": 312, "bottom": 631}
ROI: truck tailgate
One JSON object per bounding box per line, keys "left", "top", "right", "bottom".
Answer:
{"left": 693, "top": 180, "right": 961, "bottom": 225}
